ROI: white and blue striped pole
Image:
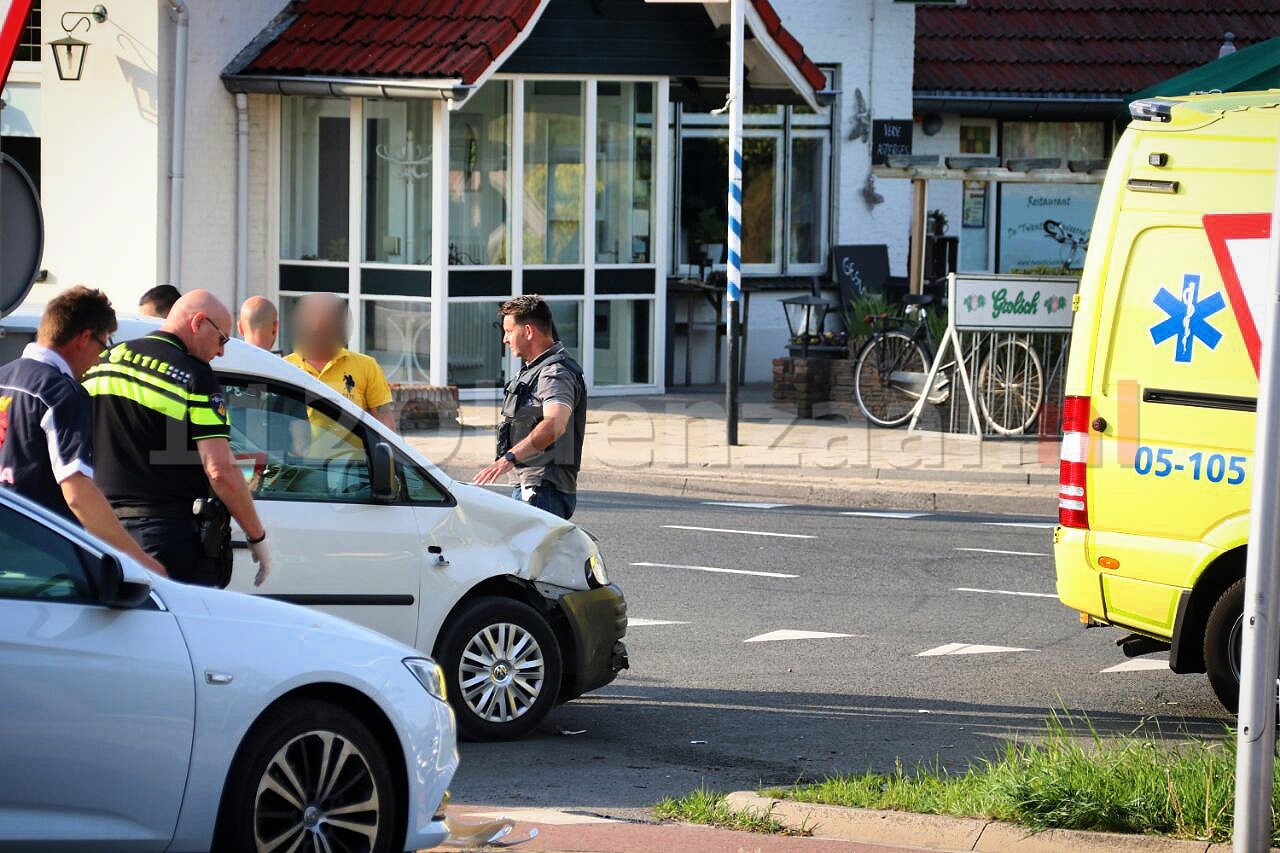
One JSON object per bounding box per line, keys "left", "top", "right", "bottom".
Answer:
{"left": 725, "top": 0, "right": 744, "bottom": 445}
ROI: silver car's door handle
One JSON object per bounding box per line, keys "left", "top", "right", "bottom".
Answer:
{"left": 427, "top": 545, "right": 450, "bottom": 567}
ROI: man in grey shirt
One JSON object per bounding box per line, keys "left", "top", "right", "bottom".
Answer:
{"left": 474, "top": 295, "right": 586, "bottom": 519}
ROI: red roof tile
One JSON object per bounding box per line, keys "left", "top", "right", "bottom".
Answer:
{"left": 231, "top": 0, "right": 825, "bottom": 104}
{"left": 751, "top": 0, "right": 828, "bottom": 93}
{"left": 237, "top": 0, "right": 545, "bottom": 84}
{"left": 915, "top": 0, "right": 1280, "bottom": 97}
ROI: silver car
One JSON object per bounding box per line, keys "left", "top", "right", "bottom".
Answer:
{"left": 0, "top": 488, "right": 458, "bottom": 852}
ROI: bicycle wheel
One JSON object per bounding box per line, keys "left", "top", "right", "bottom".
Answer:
{"left": 977, "top": 338, "right": 1044, "bottom": 435}
{"left": 853, "top": 331, "right": 932, "bottom": 428}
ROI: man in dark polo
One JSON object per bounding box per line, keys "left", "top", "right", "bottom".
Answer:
{"left": 473, "top": 295, "right": 586, "bottom": 520}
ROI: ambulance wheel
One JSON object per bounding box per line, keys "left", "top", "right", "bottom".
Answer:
{"left": 1204, "top": 578, "right": 1244, "bottom": 714}
{"left": 437, "top": 597, "right": 562, "bottom": 741}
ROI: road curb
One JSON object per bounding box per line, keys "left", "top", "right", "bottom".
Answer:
{"left": 723, "top": 792, "right": 1244, "bottom": 853}
{"left": 571, "top": 469, "right": 1058, "bottom": 516}
{"left": 439, "top": 462, "right": 1059, "bottom": 516}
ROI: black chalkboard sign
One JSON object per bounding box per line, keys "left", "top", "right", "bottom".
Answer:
{"left": 871, "top": 119, "right": 913, "bottom": 166}
{"left": 833, "top": 244, "right": 891, "bottom": 302}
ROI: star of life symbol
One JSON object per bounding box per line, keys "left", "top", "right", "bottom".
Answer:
{"left": 1150, "top": 273, "right": 1225, "bottom": 363}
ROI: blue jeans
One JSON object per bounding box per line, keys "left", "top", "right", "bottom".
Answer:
{"left": 512, "top": 484, "right": 576, "bottom": 520}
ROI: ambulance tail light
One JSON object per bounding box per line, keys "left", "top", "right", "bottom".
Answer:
{"left": 1059, "top": 395, "right": 1091, "bottom": 529}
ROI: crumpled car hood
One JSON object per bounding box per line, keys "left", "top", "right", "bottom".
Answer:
{"left": 430, "top": 481, "right": 592, "bottom": 589}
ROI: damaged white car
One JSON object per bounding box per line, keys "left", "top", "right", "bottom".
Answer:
{"left": 0, "top": 315, "right": 629, "bottom": 741}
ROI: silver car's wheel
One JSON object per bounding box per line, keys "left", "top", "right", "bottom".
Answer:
{"left": 459, "top": 622, "right": 546, "bottom": 723}
{"left": 438, "top": 597, "right": 563, "bottom": 740}
{"left": 253, "top": 730, "right": 380, "bottom": 853}
{"left": 214, "top": 701, "right": 399, "bottom": 853}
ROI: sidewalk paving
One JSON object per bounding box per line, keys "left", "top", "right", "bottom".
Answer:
{"left": 428, "top": 803, "right": 948, "bottom": 852}
{"left": 405, "top": 385, "right": 1059, "bottom": 516}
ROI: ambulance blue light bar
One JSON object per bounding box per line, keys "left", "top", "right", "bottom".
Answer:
{"left": 1130, "top": 99, "right": 1174, "bottom": 123}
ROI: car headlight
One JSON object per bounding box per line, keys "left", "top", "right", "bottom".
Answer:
{"left": 585, "top": 543, "right": 609, "bottom": 588}
{"left": 403, "top": 657, "right": 447, "bottom": 702}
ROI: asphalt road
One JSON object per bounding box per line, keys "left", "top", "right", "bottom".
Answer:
{"left": 448, "top": 490, "right": 1229, "bottom": 822}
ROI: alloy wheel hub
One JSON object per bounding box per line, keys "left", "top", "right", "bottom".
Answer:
{"left": 459, "top": 622, "right": 546, "bottom": 723}
{"left": 253, "top": 729, "right": 380, "bottom": 853}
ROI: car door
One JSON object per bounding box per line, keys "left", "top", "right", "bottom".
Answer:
{"left": 0, "top": 502, "right": 195, "bottom": 852}
{"left": 220, "top": 374, "right": 427, "bottom": 646}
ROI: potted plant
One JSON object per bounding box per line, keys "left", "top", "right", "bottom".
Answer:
{"left": 690, "top": 208, "right": 726, "bottom": 266}
{"left": 841, "top": 292, "right": 892, "bottom": 355}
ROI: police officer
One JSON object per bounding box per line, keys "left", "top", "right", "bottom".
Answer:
{"left": 474, "top": 295, "right": 586, "bottom": 520}
{"left": 85, "top": 290, "right": 271, "bottom": 587}
{"left": 0, "top": 287, "right": 164, "bottom": 574}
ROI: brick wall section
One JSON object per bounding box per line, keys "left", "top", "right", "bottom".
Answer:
{"left": 390, "top": 383, "right": 460, "bottom": 431}
{"left": 772, "top": 357, "right": 832, "bottom": 418}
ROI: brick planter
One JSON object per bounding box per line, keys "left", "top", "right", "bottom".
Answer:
{"left": 390, "top": 383, "right": 460, "bottom": 431}
{"left": 776, "top": 354, "right": 949, "bottom": 427}
{"left": 772, "top": 357, "right": 832, "bottom": 418}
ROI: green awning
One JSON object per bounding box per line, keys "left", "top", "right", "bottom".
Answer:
{"left": 1130, "top": 36, "right": 1280, "bottom": 105}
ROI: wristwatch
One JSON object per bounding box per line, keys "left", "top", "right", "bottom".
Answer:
{"left": 503, "top": 450, "right": 518, "bottom": 465}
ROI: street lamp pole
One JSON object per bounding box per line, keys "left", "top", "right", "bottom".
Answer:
{"left": 724, "top": 0, "right": 744, "bottom": 446}
{"left": 1233, "top": 141, "right": 1280, "bottom": 851}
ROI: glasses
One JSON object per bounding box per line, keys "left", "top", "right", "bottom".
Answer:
{"left": 205, "top": 317, "right": 231, "bottom": 347}
{"left": 93, "top": 333, "right": 114, "bottom": 351}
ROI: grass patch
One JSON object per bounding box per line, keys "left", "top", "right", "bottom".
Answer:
{"left": 655, "top": 786, "right": 810, "bottom": 836}
{"left": 762, "top": 710, "right": 1268, "bottom": 844}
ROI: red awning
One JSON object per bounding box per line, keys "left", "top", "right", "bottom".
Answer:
{"left": 224, "top": 0, "right": 826, "bottom": 109}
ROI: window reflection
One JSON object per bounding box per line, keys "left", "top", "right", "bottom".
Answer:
{"left": 449, "top": 83, "right": 510, "bottom": 265}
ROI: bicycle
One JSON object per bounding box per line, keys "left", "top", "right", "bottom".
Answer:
{"left": 1043, "top": 219, "right": 1089, "bottom": 272}
{"left": 851, "top": 293, "right": 1045, "bottom": 434}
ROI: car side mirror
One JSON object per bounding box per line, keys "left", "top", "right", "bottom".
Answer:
{"left": 371, "top": 441, "right": 400, "bottom": 504}
{"left": 93, "top": 552, "right": 153, "bottom": 609}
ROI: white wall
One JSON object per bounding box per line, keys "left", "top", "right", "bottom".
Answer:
{"left": 175, "top": 0, "right": 284, "bottom": 306}
{"left": 28, "top": 0, "right": 283, "bottom": 315}
{"left": 782, "top": 0, "right": 915, "bottom": 274}
{"left": 732, "top": 0, "right": 916, "bottom": 383}
{"left": 34, "top": 0, "right": 165, "bottom": 311}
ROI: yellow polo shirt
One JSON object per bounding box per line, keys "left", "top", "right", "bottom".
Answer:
{"left": 286, "top": 348, "right": 393, "bottom": 413}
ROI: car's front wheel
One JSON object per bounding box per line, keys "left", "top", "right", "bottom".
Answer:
{"left": 437, "top": 596, "right": 563, "bottom": 741}
{"left": 214, "top": 700, "right": 400, "bottom": 853}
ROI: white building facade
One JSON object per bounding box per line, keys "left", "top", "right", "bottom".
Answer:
{"left": 7, "top": 0, "right": 916, "bottom": 394}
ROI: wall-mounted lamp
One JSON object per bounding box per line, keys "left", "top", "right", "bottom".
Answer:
{"left": 49, "top": 5, "right": 108, "bottom": 82}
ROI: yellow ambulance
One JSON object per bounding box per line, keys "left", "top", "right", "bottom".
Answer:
{"left": 1055, "top": 90, "right": 1279, "bottom": 712}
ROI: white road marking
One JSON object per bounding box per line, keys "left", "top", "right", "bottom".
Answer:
{"left": 660, "top": 524, "right": 815, "bottom": 539}
{"left": 953, "top": 587, "right": 1058, "bottom": 599}
{"left": 463, "top": 807, "right": 617, "bottom": 826}
{"left": 981, "top": 521, "right": 1056, "bottom": 529}
{"left": 917, "top": 642, "right": 1035, "bottom": 656}
{"left": 841, "top": 511, "right": 932, "bottom": 519}
{"left": 1101, "top": 659, "right": 1169, "bottom": 673}
{"left": 630, "top": 561, "right": 799, "bottom": 579}
{"left": 703, "top": 500, "right": 792, "bottom": 509}
{"left": 745, "top": 629, "right": 858, "bottom": 643}
{"left": 628, "top": 617, "right": 691, "bottom": 627}
{"left": 955, "top": 547, "right": 1049, "bottom": 557}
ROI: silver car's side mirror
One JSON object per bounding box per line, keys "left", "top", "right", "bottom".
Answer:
{"left": 93, "top": 553, "right": 152, "bottom": 609}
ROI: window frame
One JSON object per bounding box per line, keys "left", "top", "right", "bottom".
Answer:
{"left": 218, "top": 372, "right": 455, "bottom": 508}
{"left": 673, "top": 86, "right": 832, "bottom": 278}
{"left": 784, "top": 128, "right": 831, "bottom": 274}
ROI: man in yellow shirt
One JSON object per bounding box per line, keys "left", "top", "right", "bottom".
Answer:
{"left": 285, "top": 293, "right": 396, "bottom": 431}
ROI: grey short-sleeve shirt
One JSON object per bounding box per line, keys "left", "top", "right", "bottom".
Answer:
{"left": 518, "top": 358, "right": 583, "bottom": 494}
